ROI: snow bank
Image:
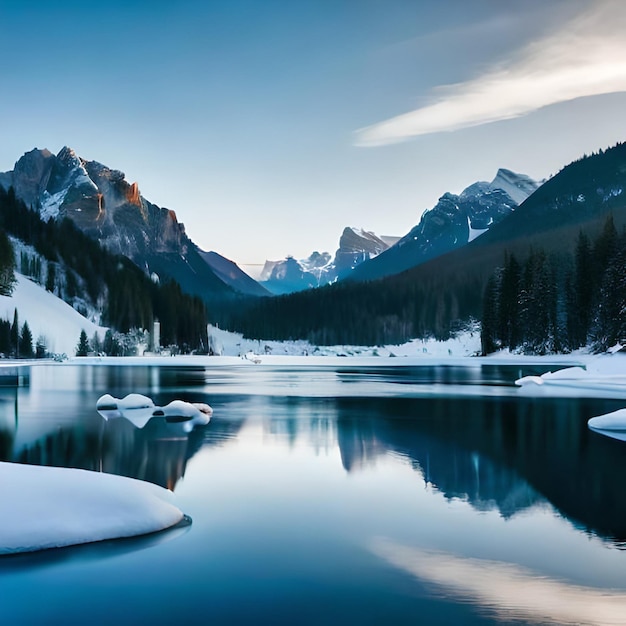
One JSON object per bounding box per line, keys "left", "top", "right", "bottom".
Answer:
{"left": 207, "top": 324, "right": 482, "bottom": 359}
{"left": 588, "top": 409, "right": 626, "bottom": 442}
{"left": 0, "top": 273, "right": 107, "bottom": 355}
{"left": 0, "top": 462, "right": 184, "bottom": 554}
{"left": 516, "top": 352, "right": 626, "bottom": 397}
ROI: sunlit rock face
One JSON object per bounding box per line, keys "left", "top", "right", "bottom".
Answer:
{"left": 1, "top": 147, "right": 187, "bottom": 260}
{"left": 0, "top": 147, "right": 249, "bottom": 299}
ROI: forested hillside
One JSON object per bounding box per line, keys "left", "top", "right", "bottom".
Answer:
{"left": 482, "top": 215, "right": 626, "bottom": 355}
{"left": 227, "top": 143, "right": 626, "bottom": 349}
{"left": 0, "top": 186, "right": 208, "bottom": 352}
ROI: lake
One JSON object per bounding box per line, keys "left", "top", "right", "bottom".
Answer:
{"left": 1, "top": 361, "right": 626, "bottom": 625}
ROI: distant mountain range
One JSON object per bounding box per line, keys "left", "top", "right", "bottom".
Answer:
{"left": 227, "top": 142, "right": 626, "bottom": 347}
{"left": 259, "top": 170, "right": 538, "bottom": 293}
{"left": 260, "top": 228, "right": 400, "bottom": 294}
{"left": 0, "top": 147, "right": 267, "bottom": 300}
{"left": 349, "top": 169, "right": 539, "bottom": 282}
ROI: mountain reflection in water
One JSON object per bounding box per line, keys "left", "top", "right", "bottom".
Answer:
{"left": 333, "top": 396, "right": 626, "bottom": 545}
{"left": 0, "top": 364, "right": 625, "bottom": 551}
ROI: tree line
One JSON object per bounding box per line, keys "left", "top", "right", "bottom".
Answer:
{"left": 481, "top": 215, "right": 625, "bottom": 354}
{"left": 0, "top": 186, "right": 208, "bottom": 353}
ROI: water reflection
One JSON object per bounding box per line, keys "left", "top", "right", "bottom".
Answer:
{"left": 332, "top": 396, "right": 626, "bottom": 545}
{"left": 3, "top": 365, "right": 626, "bottom": 549}
{"left": 372, "top": 538, "right": 626, "bottom": 626}
{"left": 0, "top": 393, "right": 239, "bottom": 491}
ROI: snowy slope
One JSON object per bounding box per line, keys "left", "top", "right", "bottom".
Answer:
{"left": 0, "top": 273, "right": 107, "bottom": 355}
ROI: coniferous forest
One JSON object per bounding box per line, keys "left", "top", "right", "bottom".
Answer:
{"left": 481, "top": 215, "right": 626, "bottom": 355}
{"left": 0, "top": 186, "right": 208, "bottom": 353}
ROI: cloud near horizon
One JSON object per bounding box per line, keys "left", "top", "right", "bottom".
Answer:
{"left": 355, "top": 2, "right": 626, "bottom": 146}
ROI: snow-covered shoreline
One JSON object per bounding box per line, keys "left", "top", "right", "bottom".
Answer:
{"left": 0, "top": 462, "right": 184, "bottom": 555}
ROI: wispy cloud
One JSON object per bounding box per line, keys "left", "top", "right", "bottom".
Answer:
{"left": 355, "top": 2, "right": 626, "bottom": 146}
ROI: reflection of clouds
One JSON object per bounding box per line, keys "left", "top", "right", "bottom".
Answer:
{"left": 371, "top": 538, "right": 626, "bottom": 625}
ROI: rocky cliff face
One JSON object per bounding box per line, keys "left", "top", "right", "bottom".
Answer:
{"left": 349, "top": 169, "right": 540, "bottom": 283}
{"left": 260, "top": 227, "right": 396, "bottom": 294}
{"left": 0, "top": 147, "right": 257, "bottom": 300}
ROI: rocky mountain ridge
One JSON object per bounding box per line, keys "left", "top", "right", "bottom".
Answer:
{"left": 260, "top": 227, "right": 399, "bottom": 294}
{"left": 0, "top": 147, "right": 266, "bottom": 299}
{"left": 349, "top": 169, "right": 540, "bottom": 282}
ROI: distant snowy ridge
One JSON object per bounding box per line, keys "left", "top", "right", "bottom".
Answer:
{"left": 260, "top": 226, "right": 398, "bottom": 294}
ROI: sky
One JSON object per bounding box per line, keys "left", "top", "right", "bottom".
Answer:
{"left": 2, "top": 0, "right": 626, "bottom": 276}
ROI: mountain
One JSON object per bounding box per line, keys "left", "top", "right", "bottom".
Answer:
{"left": 198, "top": 250, "right": 269, "bottom": 296}
{"left": 261, "top": 227, "right": 399, "bottom": 294}
{"left": 228, "top": 142, "right": 626, "bottom": 347}
{"left": 0, "top": 184, "right": 210, "bottom": 352}
{"left": 0, "top": 147, "right": 263, "bottom": 301}
{"left": 349, "top": 169, "right": 539, "bottom": 282}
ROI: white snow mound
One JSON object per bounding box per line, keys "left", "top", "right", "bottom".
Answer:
{"left": 97, "top": 393, "right": 212, "bottom": 431}
{"left": 588, "top": 409, "right": 626, "bottom": 432}
{"left": 0, "top": 462, "right": 184, "bottom": 554}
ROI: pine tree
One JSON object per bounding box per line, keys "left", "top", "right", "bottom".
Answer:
{"left": 19, "top": 321, "right": 33, "bottom": 359}
{"left": 481, "top": 274, "right": 500, "bottom": 355}
{"left": 35, "top": 335, "right": 47, "bottom": 359}
{"left": 76, "top": 329, "right": 90, "bottom": 357}
{"left": 0, "top": 229, "right": 16, "bottom": 296}
{"left": 11, "top": 309, "right": 18, "bottom": 358}
{"left": 45, "top": 262, "right": 56, "bottom": 293}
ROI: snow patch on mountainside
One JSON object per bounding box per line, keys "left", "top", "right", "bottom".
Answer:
{"left": 490, "top": 169, "right": 540, "bottom": 205}
{"left": 0, "top": 273, "right": 107, "bottom": 355}
{"left": 40, "top": 188, "right": 68, "bottom": 221}
{"left": 467, "top": 217, "right": 488, "bottom": 243}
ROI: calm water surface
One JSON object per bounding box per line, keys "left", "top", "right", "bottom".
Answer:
{"left": 1, "top": 362, "right": 626, "bottom": 625}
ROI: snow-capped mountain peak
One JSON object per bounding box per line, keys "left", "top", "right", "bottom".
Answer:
{"left": 490, "top": 168, "right": 540, "bottom": 204}
{"left": 260, "top": 226, "right": 397, "bottom": 294}
{"left": 349, "top": 168, "right": 539, "bottom": 283}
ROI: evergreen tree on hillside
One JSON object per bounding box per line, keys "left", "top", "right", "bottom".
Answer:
{"left": 45, "top": 262, "right": 56, "bottom": 293}
{"left": 35, "top": 336, "right": 47, "bottom": 359}
{"left": 481, "top": 274, "right": 500, "bottom": 355}
{"left": 76, "top": 329, "right": 90, "bottom": 357}
{"left": 0, "top": 229, "right": 16, "bottom": 296}
{"left": 11, "top": 309, "right": 18, "bottom": 358}
{"left": 19, "top": 322, "right": 33, "bottom": 359}
{"left": 569, "top": 232, "right": 594, "bottom": 347}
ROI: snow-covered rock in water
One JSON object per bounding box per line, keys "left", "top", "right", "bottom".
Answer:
{"left": 588, "top": 409, "right": 626, "bottom": 442}
{"left": 0, "top": 462, "right": 184, "bottom": 554}
{"left": 97, "top": 394, "right": 212, "bottom": 431}
{"left": 96, "top": 393, "right": 156, "bottom": 428}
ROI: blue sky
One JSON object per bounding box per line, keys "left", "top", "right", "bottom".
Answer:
{"left": 2, "top": 0, "right": 626, "bottom": 273}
